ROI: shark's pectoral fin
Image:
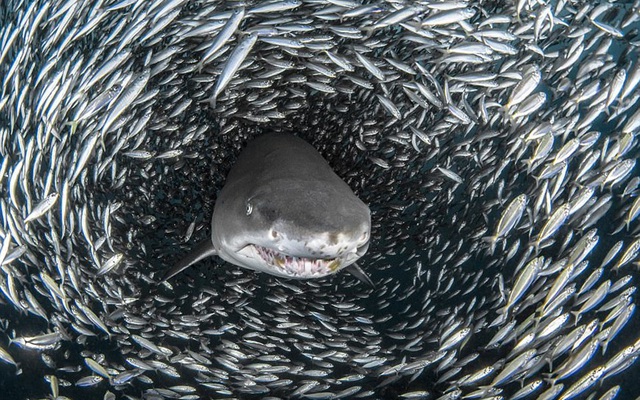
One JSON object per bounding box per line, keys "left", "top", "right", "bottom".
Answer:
{"left": 163, "top": 239, "right": 217, "bottom": 281}
{"left": 344, "top": 263, "right": 375, "bottom": 288}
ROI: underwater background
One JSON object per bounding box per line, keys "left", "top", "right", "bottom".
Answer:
{"left": 2, "top": 0, "right": 640, "bottom": 399}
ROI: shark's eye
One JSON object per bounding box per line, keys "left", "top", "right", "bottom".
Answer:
{"left": 246, "top": 202, "right": 253, "bottom": 215}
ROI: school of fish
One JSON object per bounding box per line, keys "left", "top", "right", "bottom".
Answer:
{"left": 1, "top": 0, "right": 640, "bottom": 399}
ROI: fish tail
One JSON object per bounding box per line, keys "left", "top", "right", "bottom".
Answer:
{"left": 543, "top": 374, "right": 557, "bottom": 386}
{"left": 524, "top": 159, "right": 533, "bottom": 174}
{"left": 67, "top": 120, "right": 78, "bottom": 135}
{"left": 361, "top": 26, "right": 374, "bottom": 40}
{"left": 482, "top": 236, "right": 498, "bottom": 255}
{"left": 544, "top": 356, "right": 554, "bottom": 371}
{"left": 533, "top": 310, "right": 543, "bottom": 330}
{"left": 496, "top": 305, "right": 509, "bottom": 316}
{"left": 506, "top": 106, "right": 519, "bottom": 126}
{"left": 570, "top": 311, "right": 581, "bottom": 326}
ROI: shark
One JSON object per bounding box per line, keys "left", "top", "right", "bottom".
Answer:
{"left": 163, "top": 134, "right": 373, "bottom": 285}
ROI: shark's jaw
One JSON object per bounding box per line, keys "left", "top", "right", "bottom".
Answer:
{"left": 234, "top": 244, "right": 344, "bottom": 278}
{"left": 219, "top": 225, "right": 370, "bottom": 279}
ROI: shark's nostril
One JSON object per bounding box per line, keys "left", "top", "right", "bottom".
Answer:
{"left": 328, "top": 232, "right": 339, "bottom": 246}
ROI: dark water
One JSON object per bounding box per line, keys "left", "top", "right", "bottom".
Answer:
{"left": 2, "top": 1, "right": 640, "bottom": 400}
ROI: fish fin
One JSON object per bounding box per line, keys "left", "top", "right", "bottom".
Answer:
{"left": 163, "top": 239, "right": 217, "bottom": 281}
{"left": 345, "top": 263, "right": 375, "bottom": 288}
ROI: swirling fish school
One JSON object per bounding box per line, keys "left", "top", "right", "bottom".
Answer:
{"left": 0, "top": 1, "right": 640, "bottom": 399}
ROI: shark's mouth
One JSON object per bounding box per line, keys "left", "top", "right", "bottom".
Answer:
{"left": 251, "top": 244, "right": 341, "bottom": 277}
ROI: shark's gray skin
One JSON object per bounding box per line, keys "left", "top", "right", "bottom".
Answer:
{"left": 163, "top": 134, "right": 372, "bottom": 284}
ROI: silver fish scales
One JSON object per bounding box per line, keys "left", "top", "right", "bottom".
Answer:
{"left": 1, "top": 0, "right": 640, "bottom": 400}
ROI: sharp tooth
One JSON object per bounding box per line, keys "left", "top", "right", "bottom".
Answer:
{"left": 304, "top": 260, "right": 311, "bottom": 275}
{"left": 275, "top": 257, "right": 285, "bottom": 268}
{"left": 328, "top": 260, "right": 340, "bottom": 271}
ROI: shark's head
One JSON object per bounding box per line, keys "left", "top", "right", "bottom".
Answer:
{"left": 163, "top": 134, "right": 373, "bottom": 284}
{"left": 212, "top": 177, "right": 371, "bottom": 279}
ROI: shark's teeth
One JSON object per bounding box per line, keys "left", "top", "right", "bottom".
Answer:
{"left": 252, "top": 245, "right": 340, "bottom": 277}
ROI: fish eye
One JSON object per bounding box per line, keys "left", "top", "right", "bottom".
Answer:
{"left": 246, "top": 202, "right": 253, "bottom": 215}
